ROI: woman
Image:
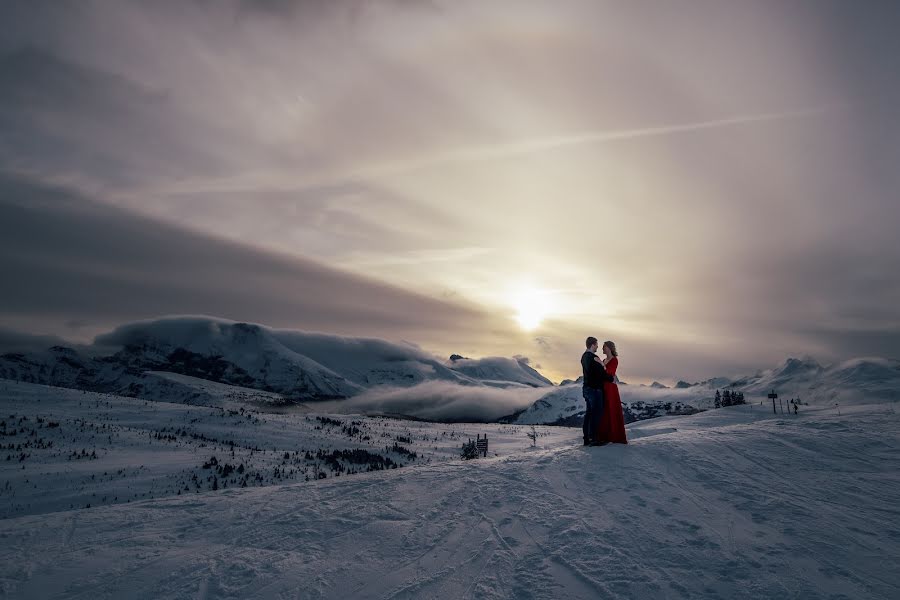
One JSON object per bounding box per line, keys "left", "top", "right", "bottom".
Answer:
{"left": 594, "top": 341, "right": 627, "bottom": 444}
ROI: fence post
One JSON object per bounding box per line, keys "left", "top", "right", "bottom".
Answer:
{"left": 473, "top": 434, "right": 488, "bottom": 457}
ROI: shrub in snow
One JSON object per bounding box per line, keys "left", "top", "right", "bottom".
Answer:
{"left": 460, "top": 439, "right": 478, "bottom": 460}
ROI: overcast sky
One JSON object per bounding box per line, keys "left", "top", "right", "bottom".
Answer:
{"left": 1, "top": 0, "right": 898, "bottom": 383}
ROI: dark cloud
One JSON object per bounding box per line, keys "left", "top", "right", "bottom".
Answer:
{"left": 0, "top": 172, "right": 494, "bottom": 346}
{"left": 230, "top": 0, "right": 441, "bottom": 23}
{"left": 814, "top": 0, "right": 900, "bottom": 186}
{"left": 0, "top": 327, "right": 71, "bottom": 354}
{"left": 0, "top": 46, "right": 251, "bottom": 186}
{"left": 796, "top": 328, "right": 900, "bottom": 362}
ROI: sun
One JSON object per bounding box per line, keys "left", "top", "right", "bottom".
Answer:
{"left": 513, "top": 287, "right": 551, "bottom": 331}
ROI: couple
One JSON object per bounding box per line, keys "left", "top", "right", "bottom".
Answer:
{"left": 580, "top": 337, "right": 627, "bottom": 446}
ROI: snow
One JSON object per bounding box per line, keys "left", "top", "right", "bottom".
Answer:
{"left": 125, "top": 371, "right": 297, "bottom": 408}
{"left": 0, "top": 316, "right": 549, "bottom": 419}
{"left": 4, "top": 315, "right": 899, "bottom": 425}
{"left": 513, "top": 384, "right": 707, "bottom": 425}
{"left": 91, "top": 315, "right": 483, "bottom": 391}
{"left": 0, "top": 380, "right": 569, "bottom": 520}
{"left": 447, "top": 356, "right": 554, "bottom": 388}
{"left": 1, "top": 380, "right": 899, "bottom": 599}
{"left": 730, "top": 356, "right": 900, "bottom": 400}
{"left": 514, "top": 356, "right": 900, "bottom": 426}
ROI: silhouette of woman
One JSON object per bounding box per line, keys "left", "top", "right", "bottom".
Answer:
{"left": 594, "top": 341, "right": 627, "bottom": 444}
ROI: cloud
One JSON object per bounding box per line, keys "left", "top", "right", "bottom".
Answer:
{"left": 321, "top": 380, "right": 549, "bottom": 422}
{"left": 1, "top": 0, "right": 898, "bottom": 383}
{"left": 0, "top": 327, "right": 71, "bottom": 354}
{"left": 0, "top": 47, "right": 232, "bottom": 187}
{"left": 0, "top": 172, "right": 498, "bottom": 348}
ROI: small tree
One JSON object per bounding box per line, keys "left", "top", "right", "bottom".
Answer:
{"left": 714, "top": 390, "right": 722, "bottom": 409}
{"left": 527, "top": 425, "right": 538, "bottom": 447}
{"left": 460, "top": 439, "right": 478, "bottom": 460}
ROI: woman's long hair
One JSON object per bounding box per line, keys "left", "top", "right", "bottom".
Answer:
{"left": 603, "top": 341, "right": 618, "bottom": 357}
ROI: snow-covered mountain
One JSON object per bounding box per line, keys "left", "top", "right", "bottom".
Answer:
{"left": 512, "top": 355, "right": 900, "bottom": 425}
{"left": 446, "top": 355, "right": 554, "bottom": 388}
{"left": 118, "top": 371, "right": 301, "bottom": 408}
{"left": 0, "top": 316, "right": 548, "bottom": 410}
{"left": 509, "top": 384, "right": 705, "bottom": 425}
{"left": 729, "top": 355, "right": 900, "bottom": 402}
{"left": 2, "top": 316, "right": 897, "bottom": 426}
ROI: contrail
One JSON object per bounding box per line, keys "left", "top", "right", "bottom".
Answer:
{"left": 145, "top": 104, "right": 835, "bottom": 196}
{"left": 430, "top": 105, "right": 833, "bottom": 163}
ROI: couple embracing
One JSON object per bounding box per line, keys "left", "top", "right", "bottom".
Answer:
{"left": 580, "top": 337, "right": 627, "bottom": 446}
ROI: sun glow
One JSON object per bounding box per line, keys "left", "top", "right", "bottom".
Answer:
{"left": 513, "top": 286, "right": 552, "bottom": 331}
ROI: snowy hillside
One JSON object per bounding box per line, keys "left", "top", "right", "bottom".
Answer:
{"left": 511, "top": 383, "right": 705, "bottom": 425}
{"left": 447, "top": 355, "right": 554, "bottom": 388}
{"left": 0, "top": 316, "right": 549, "bottom": 413}
{"left": 0, "top": 380, "right": 570, "bottom": 520}
{"left": 733, "top": 356, "right": 900, "bottom": 402}
{"left": 3, "top": 318, "right": 897, "bottom": 427}
{"left": 513, "top": 355, "right": 900, "bottom": 426}
{"left": 1, "top": 382, "right": 897, "bottom": 599}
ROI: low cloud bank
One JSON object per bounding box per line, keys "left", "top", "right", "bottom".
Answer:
{"left": 322, "top": 380, "right": 551, "bottom": 422}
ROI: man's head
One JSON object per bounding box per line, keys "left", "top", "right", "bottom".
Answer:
{"left": 585, "top": 336, "right": 599, "bottom": 352}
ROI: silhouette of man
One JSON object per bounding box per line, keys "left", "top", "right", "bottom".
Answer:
{"left": 581, "top": 336, "right": 615, "bottom": 446}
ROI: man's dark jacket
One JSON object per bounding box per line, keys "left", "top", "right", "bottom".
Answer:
{"left": 581, "top": 351, "right": 615, "bottom": 389}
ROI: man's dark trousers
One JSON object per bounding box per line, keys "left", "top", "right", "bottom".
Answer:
{"left": 582, "top": 385, "right": 605, "bottom": 442}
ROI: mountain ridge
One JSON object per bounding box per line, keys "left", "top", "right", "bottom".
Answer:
{"left": 0, "top": 316, "right": 552, "bottom": 410}
{"left": 2, "top": 316, "right": 897, "bottom": 423}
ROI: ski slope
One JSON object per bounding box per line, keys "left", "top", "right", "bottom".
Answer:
{"left": 1, "top": 394, "right": 898, "bottom": 599}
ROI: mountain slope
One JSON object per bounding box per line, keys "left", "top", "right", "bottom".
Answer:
{"left": 0, "top": 316, "right": 510, "bottom": 403}
{"left": 447, "top": 355, "right": 554, "bottom": 388}
{"left": 728, "top": 356, "right": 900, "bottom": 403}
{"left": 2, "top": 317, "right": 897, "bottom": 425}
{"left": 0, "top": 380, "right": 572, "bottom": 519}
{"left": 515, "top": 355, "right": 900, "bottom": 425}
{"left": 511, "top": 383, "right": 705, "bottom": 425}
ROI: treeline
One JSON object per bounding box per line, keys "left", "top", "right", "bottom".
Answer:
{"left": 714, "top": 389, "right": 746, "bottom": 408}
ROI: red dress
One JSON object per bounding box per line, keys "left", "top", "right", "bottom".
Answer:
{"left": 595, "top": 357, "right": 627, "bottom": 444}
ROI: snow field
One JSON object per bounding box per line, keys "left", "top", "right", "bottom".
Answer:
{"left": 1, "top": 390, "right": 898, "bottom": 599}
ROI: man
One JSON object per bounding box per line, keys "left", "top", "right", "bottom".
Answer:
{"left": 581, "top": 336, "right": 615, "bottom": 446}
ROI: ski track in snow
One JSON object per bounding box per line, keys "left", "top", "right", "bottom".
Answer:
{"left": 1, "top": 389, "right": 899, "bottom": 598}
